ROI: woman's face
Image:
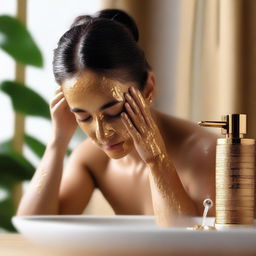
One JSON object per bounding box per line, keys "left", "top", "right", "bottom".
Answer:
{"left": 62, "top": 70, "right": 135, "bottom": 159}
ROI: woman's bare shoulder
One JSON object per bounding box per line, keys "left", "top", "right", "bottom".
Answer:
{"left": 156, "top": 111, "right": 218, "bottom": 168}
{"left": 157, "top": 111, "right": 218, "bottom": 145}
{"left": 70, "top": 138, "right": 109, "bottom": 173}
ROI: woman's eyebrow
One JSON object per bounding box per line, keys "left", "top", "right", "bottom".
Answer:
{"left": 70, "top": 108, "right": 86, "bottom": 113}
{"left": 100, "top": 100, "right": 120, "bottom": 110}
{"left": 70, "top": 101, "right": 121, "bottom": 113}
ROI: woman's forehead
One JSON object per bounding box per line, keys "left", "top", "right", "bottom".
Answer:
{"left": 63, "top": 75, "right": 127, "bottom": 100}
{"left": 62, "top": 71, "right": 135, "bottom": 111}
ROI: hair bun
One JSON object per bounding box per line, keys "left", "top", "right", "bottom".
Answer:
{"left": 95, "top": 9, "right": 139, "bottom": 42}
{"left": 70, "top": 15, "right": 93, "bottom": 28}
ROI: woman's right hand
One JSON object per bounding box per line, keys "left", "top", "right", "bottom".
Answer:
{"left": 49, "top": 87, "right": 77, "bottom": 144}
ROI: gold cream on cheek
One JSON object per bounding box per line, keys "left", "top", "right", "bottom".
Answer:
{"left": 89, "top": 78, "right": 127, "bottom": 143}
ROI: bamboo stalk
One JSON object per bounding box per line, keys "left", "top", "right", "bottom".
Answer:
{"left": 12, "top": 0, "right": 27, "bottom": 209}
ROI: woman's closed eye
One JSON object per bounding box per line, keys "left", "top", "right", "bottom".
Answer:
{"left": 104, "top": 102, "right": 124, "bottom": 118}
{"left": 75, "top": 102, "right": 124, "bottom": 123}
{"left": 77, "top": 116, "right": 92, "bottom": 122}
{"left": 74, "top": 113, "right": 91, "bottom": 122}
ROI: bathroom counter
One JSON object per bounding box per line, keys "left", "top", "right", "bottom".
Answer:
{"left": 0, "top": 234, "right": 68, "bottom": 256}
{"left": 0, "top": 233, "right": 255, "bottom": 256}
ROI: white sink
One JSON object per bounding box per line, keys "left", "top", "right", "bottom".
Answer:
{"left": 12, "top": 215, "right": 256, "bottom": 255}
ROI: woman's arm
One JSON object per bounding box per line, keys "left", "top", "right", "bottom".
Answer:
{"left": 121, "top": 86, "right": 198, "bottom": 226}
{"left": 17, "top": 87, "right": 91, "bottom": 215}
{"left": 147, "top": 154, "right": 198, "bottom": 226}
{"left": 17, "top": 138, "right": 68, "bottom": 215}
{"left": 17, "top": 138, "right": 96, "bottom": 216}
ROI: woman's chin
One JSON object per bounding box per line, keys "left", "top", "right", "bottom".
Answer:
{"left": 105, "top": 148, "right": 129, "bottom": 159}
{"left": 106, "top": 152, "right": 127, "bottom": 159}
{"left": 104, "top": 141, "right": 133, "bottom": 159}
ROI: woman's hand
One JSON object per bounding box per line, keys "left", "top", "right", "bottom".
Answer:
{"left": 50, "top": 87, "right": 77, "bottom": 143}
{"left": 121, "top": 86, "right": 167, "bottom": 164}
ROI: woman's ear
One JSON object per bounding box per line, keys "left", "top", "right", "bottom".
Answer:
{"left": 142, "top": 71, "right": 155, "bottom": 104}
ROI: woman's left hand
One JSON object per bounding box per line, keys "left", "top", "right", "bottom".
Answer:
{"left": 121, "top": 86, "right": 167, "bottom": 164}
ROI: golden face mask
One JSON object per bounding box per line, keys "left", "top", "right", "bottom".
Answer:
{"left": 62, "top": 70, "right": 135, "bottom": 159}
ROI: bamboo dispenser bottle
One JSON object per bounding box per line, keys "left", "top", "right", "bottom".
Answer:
{"left": 199, "top": 114, "right": 255, "bottom": 228}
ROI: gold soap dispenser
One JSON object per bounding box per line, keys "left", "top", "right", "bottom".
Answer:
{"left": 199, "top": 114, "right": 255, "bottom": 229}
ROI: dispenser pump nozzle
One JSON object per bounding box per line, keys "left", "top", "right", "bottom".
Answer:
{"left": 198, "top": 114, "right": 247, "bottom": 139}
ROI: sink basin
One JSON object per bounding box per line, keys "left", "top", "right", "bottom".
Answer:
{"left": 12, "top": 215, "right": 256, "bottom": 255}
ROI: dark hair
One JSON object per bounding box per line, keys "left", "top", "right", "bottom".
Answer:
{"left": 53, "top": 9, "right": 151, "bottom": 89}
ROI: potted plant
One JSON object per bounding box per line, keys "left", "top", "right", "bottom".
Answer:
{"left": 0, "top": 14, "right": 50, "bottom": 232}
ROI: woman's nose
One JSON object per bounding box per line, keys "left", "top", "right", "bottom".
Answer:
{"left": 95, "top": 118, "right": 114, "bottom": 143}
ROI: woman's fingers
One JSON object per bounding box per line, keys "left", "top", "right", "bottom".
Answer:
{"left": 125, "top": 92, "right": 141, "bottom": 115}
{"left": 129, "top": 87, "right": 153, "bottom": 128}
{"left": 55, "top": 86, "right": 62, "bottom": 95}
{"left": 52, "top": 97, "right": 67, "bottom": 112}
{"left": 121, "top": 112, "right": 141, "bottom": 143}
{"left": 50, "top": 92, "right": 65, "bottom": 108}
{"left": 124, "top": 93, "right": 147, "bottom": 133}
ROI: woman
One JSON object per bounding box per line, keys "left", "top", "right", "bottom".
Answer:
{"left": 17, "top": 9, "right": 217, "bottom": 226}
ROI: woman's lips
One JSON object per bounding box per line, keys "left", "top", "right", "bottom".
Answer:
{"left": 104, "top": 141, "right": 124, "bottom": 151}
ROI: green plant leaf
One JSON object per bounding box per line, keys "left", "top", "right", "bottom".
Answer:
{"left": 0, "top": 15, "right": 43, "bottom": 67}
{"left": 0, "top": 80, "right": 50, "bottom": 119}
{"left": 25, "top": 134, "right": 72, "bottom": 158}
{"left": 67, "top": 148, "right": 72, "bottom": 156}
{"left": 0, "top": 141, "right": 15, "bottom": 188}
{"left": 0, "top": 152, "right": 34, "bottom": 188}
{"left": 24, "top": 134, "right": 46, "bottom": 158}
{"left": 0, "top": 139, "right": 13, "bottom": 154}
{"left": 0, "top": 197, "right": 16, "bottom": 232}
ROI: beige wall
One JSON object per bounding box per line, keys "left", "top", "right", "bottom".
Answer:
{"left": 176, "top": 0, "right": 256, "bottom": 139}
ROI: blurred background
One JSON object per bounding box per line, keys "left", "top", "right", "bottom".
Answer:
{"left": 0, "top": 0, "right": 255, "bottom": 232}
